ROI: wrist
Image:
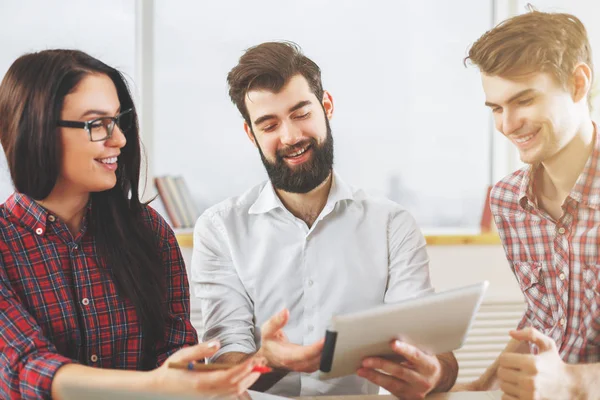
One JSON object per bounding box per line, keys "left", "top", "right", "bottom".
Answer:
{"left": 566, "top": 363, "right": 585, "bottom": 400}
{"left": 143, "top": 369, "right": 161, "bottom": 392}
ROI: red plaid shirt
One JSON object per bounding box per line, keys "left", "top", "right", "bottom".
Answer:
{"left": 490, "top": 131, "right": 600, "bottom": 364}
{"left": 0, "top": 193, "right": 198, "bottom": 399}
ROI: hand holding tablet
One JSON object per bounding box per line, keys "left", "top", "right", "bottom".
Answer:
{"left": 319, "top": 281, "right": 489, "bottom": 380}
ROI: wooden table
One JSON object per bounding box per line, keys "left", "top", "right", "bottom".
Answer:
{"left": 296, "top": 392, "right": 502, "bottom": 400}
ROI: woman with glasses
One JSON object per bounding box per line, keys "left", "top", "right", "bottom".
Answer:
{"left": 0, "top": 50, "right": 264, "bottom": 399}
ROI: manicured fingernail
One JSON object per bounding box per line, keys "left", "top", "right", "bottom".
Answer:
{"left": 207, "top": 341, "right": 219, "bottom": 348}
{"left": 394, "top": 340, "right": 403, "bottom": 348}
{"left": 362, "top": 359, "right": 373, "bottom": 368}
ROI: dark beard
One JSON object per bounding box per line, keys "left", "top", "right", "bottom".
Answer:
{"left": 255, "top": 119, "right": 334, "bottom": 194}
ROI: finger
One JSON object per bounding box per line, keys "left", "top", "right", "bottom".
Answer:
{"left": 169, "top": 341, "right": 220, "bottom": 363}
{"left": 497, "top": 366, "right": 521, "bottom": 386}
{"left": 499, "top": 380, "right": 520, "bottom": 398}
{"left": 357, "top": 368, "right": 407, "bottom": 397}
{"left": 271, "top": 338, "right": 324, "bottom": 365}
{"left": 362, "top": 357, "right": 428, "bottom": 390}
{"left": 234, "top": 372, "right": 261, "bottom": 395}
{"left": 498, "top": 352, "right": 533, "bottom": 370}
{"left": 222, "top": 357, "right": 263, "bottom": 385}
{"left": 261, "top": 309, "right": 289, "bottom": 338}
{"left": 390, "top": 341, "right": 436, "bottom": 374}
{"left": 501, "top": 394, "right": 519, "bottom": 400}
{"left": 510, "top": 327, "right": 556, "bottom": 352}
{"left": 289, "top": 352, "right": 322, "bottom": 373}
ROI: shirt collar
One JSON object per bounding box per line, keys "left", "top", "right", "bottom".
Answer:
{"left": 5, "top": 192, "right": 52, "bottom": 236}
{"left": 5, "top": 192, "right": 93, "bottom": 237}
{"left": 248, "top": 170, "right": 354, "bottom": 215}
{"left": 571, "top": 124, "right": 600, "bottom": 209}
{"left": 519, "top": 121, "right": 600, "bottom": 211}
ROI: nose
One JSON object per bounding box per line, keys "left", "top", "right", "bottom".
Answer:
{"left": 279, "top": 121, "right": 303, "bottom": 146}
{"left": 106, "top": 125, "right": 127, "bottom": 148}
{"left": 498, "top": 108, "right": 524, "bottom": 136}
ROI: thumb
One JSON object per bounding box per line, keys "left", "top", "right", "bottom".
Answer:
{"left": 169, "top": 341, "right": 221, "bottom": 363}
{"left": 510, "top": 327, "right": 555, "bottom": 352}
{"left": 261, "top": 308, "right": 289, "bottom": 338}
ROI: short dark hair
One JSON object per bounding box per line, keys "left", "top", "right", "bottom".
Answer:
{"left": 227, "top": 41, "right": 324, "bottom": 125}
{"left": 0, "top": 49, "right": 168, "bottom": 362}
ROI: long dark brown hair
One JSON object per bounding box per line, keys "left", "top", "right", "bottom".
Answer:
{"left": 0, "top": 50, "right": 167, "bottom": 366}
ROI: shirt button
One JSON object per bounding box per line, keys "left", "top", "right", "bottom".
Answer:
{"left": 90, "top": 354, "right": 98, "bottom": 363}
{"left": 35, "top": 227, "right": 43, "bottom": 235}
{"left": 559, "top": 273, "right": 566, "bottom": 281}
{"left": 308, "top": 325, "right": 314, "bottom": 332}
{"left": 308, "top": 279, "right": 314, "bottom": 287}
{"left": 558, "top": 227, "right": 566, "bottom": 235}
{"left": 48, "top": 215, "right": 56, "bottom": 222}
{"left": 82, "top": 298, "right": 90, "bottom": 306}
{"left": 559, "top": 318, "right": 565, "bottom": 326}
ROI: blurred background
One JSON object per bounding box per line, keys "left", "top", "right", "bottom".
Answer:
{"left": 1, "top": 0, "right": 598, "bottom": 384}
{"left": 2, "top": 0, "right": 588, "bottom": 232}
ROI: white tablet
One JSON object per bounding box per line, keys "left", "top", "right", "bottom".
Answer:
{"left": 319, "top": 281, "right": 489, "bottom": 380}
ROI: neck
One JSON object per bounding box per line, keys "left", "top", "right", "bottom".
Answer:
{"left": 37, "top": 185, "right": 90, "bottom": 236}
{"left": 275, "top": 172, "right": 333, "bottom": 228}
{"left": 539, "top": 119, "right": 595, "bottom": 200}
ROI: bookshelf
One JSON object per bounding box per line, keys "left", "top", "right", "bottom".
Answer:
{"left": 174, "top": 231, "right": 501, "bottom": 248}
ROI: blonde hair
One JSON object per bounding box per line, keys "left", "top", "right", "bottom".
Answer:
{"left": 466, "top": 9, "right": 593, "bottom": 100}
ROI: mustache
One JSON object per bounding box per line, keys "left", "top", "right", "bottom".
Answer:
{"left": 276, "top": 138, "right": 316, "bottom": 159}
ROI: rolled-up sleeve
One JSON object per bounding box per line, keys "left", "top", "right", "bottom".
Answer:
{"left": 384, "top": 208, "right": 434, "bottom": 304}
{"left": 191, "top": 211, "right": 256, "bottom": 360}
{"left": 0, "top": 268, "right": 73, "bottom": 399}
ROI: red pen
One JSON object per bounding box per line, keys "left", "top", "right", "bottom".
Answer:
{"left": 168, "top": 361, "right": 272, "bottom": 374}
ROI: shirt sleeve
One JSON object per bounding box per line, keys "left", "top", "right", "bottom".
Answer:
{"left": 145, "top": 206, "right": 199, "bottom": 367}
{"left": 191, "top": 211, "right": 257, "bottom": 361}
{"left": 384, "top": 207, "right": 434, "bottom": 304}
{"left": 0, "top": 264, "right": 73, "bottom": 399}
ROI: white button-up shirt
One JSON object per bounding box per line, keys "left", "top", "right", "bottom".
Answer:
{"left": 191, "top": 172, "right": 433, "bottom": 397}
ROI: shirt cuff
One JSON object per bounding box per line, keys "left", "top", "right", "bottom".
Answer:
{"left": 19, "top": 353, "right": 73, "bottom": 399}
{"left": 209, "top": 343, "right": 256, "bottom": 363}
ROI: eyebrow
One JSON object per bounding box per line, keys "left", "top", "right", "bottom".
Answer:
{"left": 79, "top": 107, "right": 121, "bottom": 119}
{"left": 253, "top": 100, "right": 313, "bottom": 126}
{"left": 485, "top": 89, "right": 536, "bottom": 108}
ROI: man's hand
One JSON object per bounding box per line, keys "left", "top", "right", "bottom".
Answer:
{"left": 257, "top": 309, "right": 325, "bottom": 373}
{"left": 357, "top": 340, "right": 454, "bottom": 399}
{"left": 497, "top": 327, "right": 579, "bottom": 400}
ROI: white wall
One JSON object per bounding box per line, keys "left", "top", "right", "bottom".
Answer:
{"left": 152, "top": 0, "right": 494, "bottom": 230}
{"left": 0, "top": 0, "right": 136, "bottom": 203}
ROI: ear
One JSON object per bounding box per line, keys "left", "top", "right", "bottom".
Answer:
{"left": 244, "top": 121, "right": 258, "bottom": 147}
{"left": 572, "top": 62, "right": 593, "bottom": 104}
{"left": 322, "top": 90, "right": 334, "bottom": 120}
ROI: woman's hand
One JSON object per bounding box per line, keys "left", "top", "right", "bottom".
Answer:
{"left": 149, "top": 341, "right": 265, "bottom": 396}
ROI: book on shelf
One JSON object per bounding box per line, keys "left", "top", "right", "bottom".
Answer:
{"left": 154, "top": 175, "right": 200, "bottom": 229}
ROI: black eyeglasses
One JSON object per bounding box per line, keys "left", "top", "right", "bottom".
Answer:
{"left": 57, "top": 108, "right": 133, "bottom": 142}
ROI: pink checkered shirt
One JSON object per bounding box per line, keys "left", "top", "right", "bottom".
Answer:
{"left": 490, "top": 134, "right": 600, "bottom": 364}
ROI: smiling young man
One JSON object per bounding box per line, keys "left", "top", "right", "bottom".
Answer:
{"left": 455, "top": 9, "right": 600, "bottom": 399}
{"left": 191, "top": 42, "right": 458, "bottom": 398}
